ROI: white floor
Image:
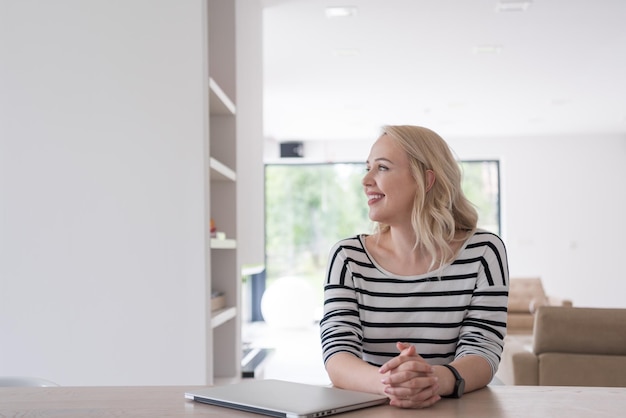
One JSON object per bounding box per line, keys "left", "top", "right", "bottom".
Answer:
{"left": 242, "top": 321, "right": 331, "bottom": 386}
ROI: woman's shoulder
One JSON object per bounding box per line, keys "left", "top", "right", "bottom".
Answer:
{"left": 328, "top": 235, "right": 370, "bottom": 266}
{"left": 331, "top": 234, "right": 367, "bottom": 251}
{"left": 470, "top": 229, "right": 504, "bottom": 242}
{"left": 465, "top": 229, "right": 507, "bottom": 252}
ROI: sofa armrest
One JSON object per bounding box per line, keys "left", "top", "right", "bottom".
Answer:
{"left": 510, "top": 350, "right": 539, "bottom": 385}
{"left": 497, "top": 338, "right": 539, "bottom": 385}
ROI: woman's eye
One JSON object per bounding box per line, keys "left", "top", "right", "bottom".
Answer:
{"left": 365, "top": 164, "right": 388, "bottom": 172}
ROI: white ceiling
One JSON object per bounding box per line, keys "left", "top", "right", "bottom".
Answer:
{"left": 262, "top": 0, "right": 626, "bottom": 143}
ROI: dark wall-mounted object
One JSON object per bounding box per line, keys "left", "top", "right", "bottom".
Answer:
{"left": 280, "top": 141, "right": 304, "bottom": 158}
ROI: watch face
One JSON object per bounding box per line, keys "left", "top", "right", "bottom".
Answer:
{"left": 457, "top": 379, "right": 465, "bottom": 397}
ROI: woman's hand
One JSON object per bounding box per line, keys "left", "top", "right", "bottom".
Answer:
{"left": 379, "top": 342, "right": 441, "bottom": 408}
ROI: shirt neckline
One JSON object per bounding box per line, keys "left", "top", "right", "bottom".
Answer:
{"left": 357, "top": 231, "right": 476, "bottom": 278}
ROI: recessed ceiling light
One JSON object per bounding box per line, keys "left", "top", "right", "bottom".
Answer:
{"left": 325, "top": 6, "right": 357, "bottom": 18}
{"left": 495, "top": 0, "right": 532, "bottom": 12}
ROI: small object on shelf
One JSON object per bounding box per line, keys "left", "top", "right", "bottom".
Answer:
{"left": 210, "top": 218, "right": 227, "bottom": 240}
{"left": 211, "top": 291, "right": 226, "bottom": 311}
{"left": 210, "top": 218, "right": 217, "bottom": 238}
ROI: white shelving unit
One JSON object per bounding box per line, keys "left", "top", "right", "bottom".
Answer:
{"left": 206, "top": 0, "right": 240, "bottom": 385}
{"left": 210, "top": 156, "right": 237, "bottom": 182}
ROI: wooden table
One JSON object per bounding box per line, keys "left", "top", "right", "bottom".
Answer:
{"left": 1, "top": 384, "right": 625, "bottom": 417}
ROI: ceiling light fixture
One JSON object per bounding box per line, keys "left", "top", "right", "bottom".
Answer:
{"left": 325, "top": 6, "right": 357, "bottom": 18}
{"left": 495, "top": 0, "right": 532, "bottom": 12}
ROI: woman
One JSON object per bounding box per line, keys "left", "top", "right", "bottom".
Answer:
{"left": 320, "top": 125, "right": 509, "bottom": 409}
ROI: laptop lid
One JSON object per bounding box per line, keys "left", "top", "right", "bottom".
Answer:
{"left": 184, "top": 379, "right": 388, "bottom": 418}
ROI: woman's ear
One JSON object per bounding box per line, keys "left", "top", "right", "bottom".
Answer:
{"left": 425, "top": 170, "right": 436, "bottom": 192}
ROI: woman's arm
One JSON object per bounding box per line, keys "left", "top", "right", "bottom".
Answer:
{"left": 320, "top": 240, "right": 364, "bottom": 365}
{"left": 338, "top": 342, "right": 441, "bottom": 408}
{"left": 404, "top": 232, "right": 507, "bottom": 399}
{"left": 325, "top": 352, "right": 387, "bottom": 395}
{"left": 434, "top": 355, "right": 492, "bottom": 396}
{"left": 378, "top": 345, "right": 490, "bottom": 405}
{"left": 452, "top": 231, "right": 509, "bottom": 389}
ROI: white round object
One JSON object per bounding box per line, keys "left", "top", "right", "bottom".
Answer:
{"left": 261, "top": 277, "right": 317, "bottom": 328}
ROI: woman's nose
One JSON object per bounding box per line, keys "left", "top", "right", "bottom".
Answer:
{"left": 362, "top": 171, "right": 372, "bottom": 186}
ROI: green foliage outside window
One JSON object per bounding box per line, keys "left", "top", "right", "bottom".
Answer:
{"left": 264, "top": 161, "right": 500, "bottom": 319}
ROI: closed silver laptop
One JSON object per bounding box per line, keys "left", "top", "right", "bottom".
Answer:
{"left": 185, "top": 379, "right": 388, "bottom": 418}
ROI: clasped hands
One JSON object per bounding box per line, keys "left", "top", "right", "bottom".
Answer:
{"left": 378, "top": 342, "right": 441, "bottom": 409}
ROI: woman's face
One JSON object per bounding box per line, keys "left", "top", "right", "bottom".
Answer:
{"left": 363, "top": 134, "right": 418, "bottom": 226}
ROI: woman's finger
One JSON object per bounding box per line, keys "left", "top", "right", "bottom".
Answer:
{"left": 380, "top": 344, "right": 429, "bottom": 374}
{"left": 387, "top": 383, "right": 441, "bottom": 409}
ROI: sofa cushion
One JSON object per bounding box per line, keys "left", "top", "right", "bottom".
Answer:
{"left": 533, "top": 306, "right": 626, "bottom": 356}
{"left": 538, "top": 353, "right": 626, "bottom": 387}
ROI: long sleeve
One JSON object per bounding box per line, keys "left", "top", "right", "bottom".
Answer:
{"left": 319, "top": 232, "right": 509, "bottom": 373}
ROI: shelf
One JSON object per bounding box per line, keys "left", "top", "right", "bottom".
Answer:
{"left": 242, "top": 264, "right": 265, "bottom": 276}
{"left": 207, "top": 0, "right": 239, "bottom": 386}
{"left": 211, "top": 238, "right": 236, "bottom": 249}
{"left": 209, "top": 157, "right": 236, "bottom": 182}
{"left": 209, "top": 77, "right": 236, "bottom": 116}
{"left": 211, "top": 306, "right": 237, "bottom": 328}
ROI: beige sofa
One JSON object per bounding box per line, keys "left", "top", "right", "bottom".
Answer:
{"left": 507, "top": 278, "right": 572, "bottom": 335}
{"left": 498, "top": 306, "right": 626, "bottom": 386}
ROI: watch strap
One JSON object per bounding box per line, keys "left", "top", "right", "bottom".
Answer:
{"left": 441, "top": 364, "right": 464, "bottom": 398}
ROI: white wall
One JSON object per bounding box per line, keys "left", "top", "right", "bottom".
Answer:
{"left": 265, "top": 133, "right": 626, "bottom": 309}
{"left": 452, "top": 133, "right": 626, "bottom": 309}
{"left": 0, "top": 0, "right": 209, "bottom": 385}
{"left": 236, "top": 0, "right": 265, "bottom": 271}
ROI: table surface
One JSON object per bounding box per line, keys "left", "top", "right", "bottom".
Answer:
{"left": 1, "top": 384, "right": 625, "bottom": 417}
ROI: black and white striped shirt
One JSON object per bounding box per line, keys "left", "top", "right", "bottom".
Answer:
{"left": 320, "top": 230, "right": 509, "bottom": 376}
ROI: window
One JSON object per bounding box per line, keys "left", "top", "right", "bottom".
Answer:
{"left": 260, "top": 161, "right": 500, "bottom": 323}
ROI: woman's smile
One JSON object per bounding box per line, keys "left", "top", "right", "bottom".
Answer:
{"left": 367, "top": 192, "right": 385, "bottom": 205}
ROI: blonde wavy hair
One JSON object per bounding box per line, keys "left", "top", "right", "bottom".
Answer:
{"left": 374, "top": 125, "right": 478, "bottom": 270}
